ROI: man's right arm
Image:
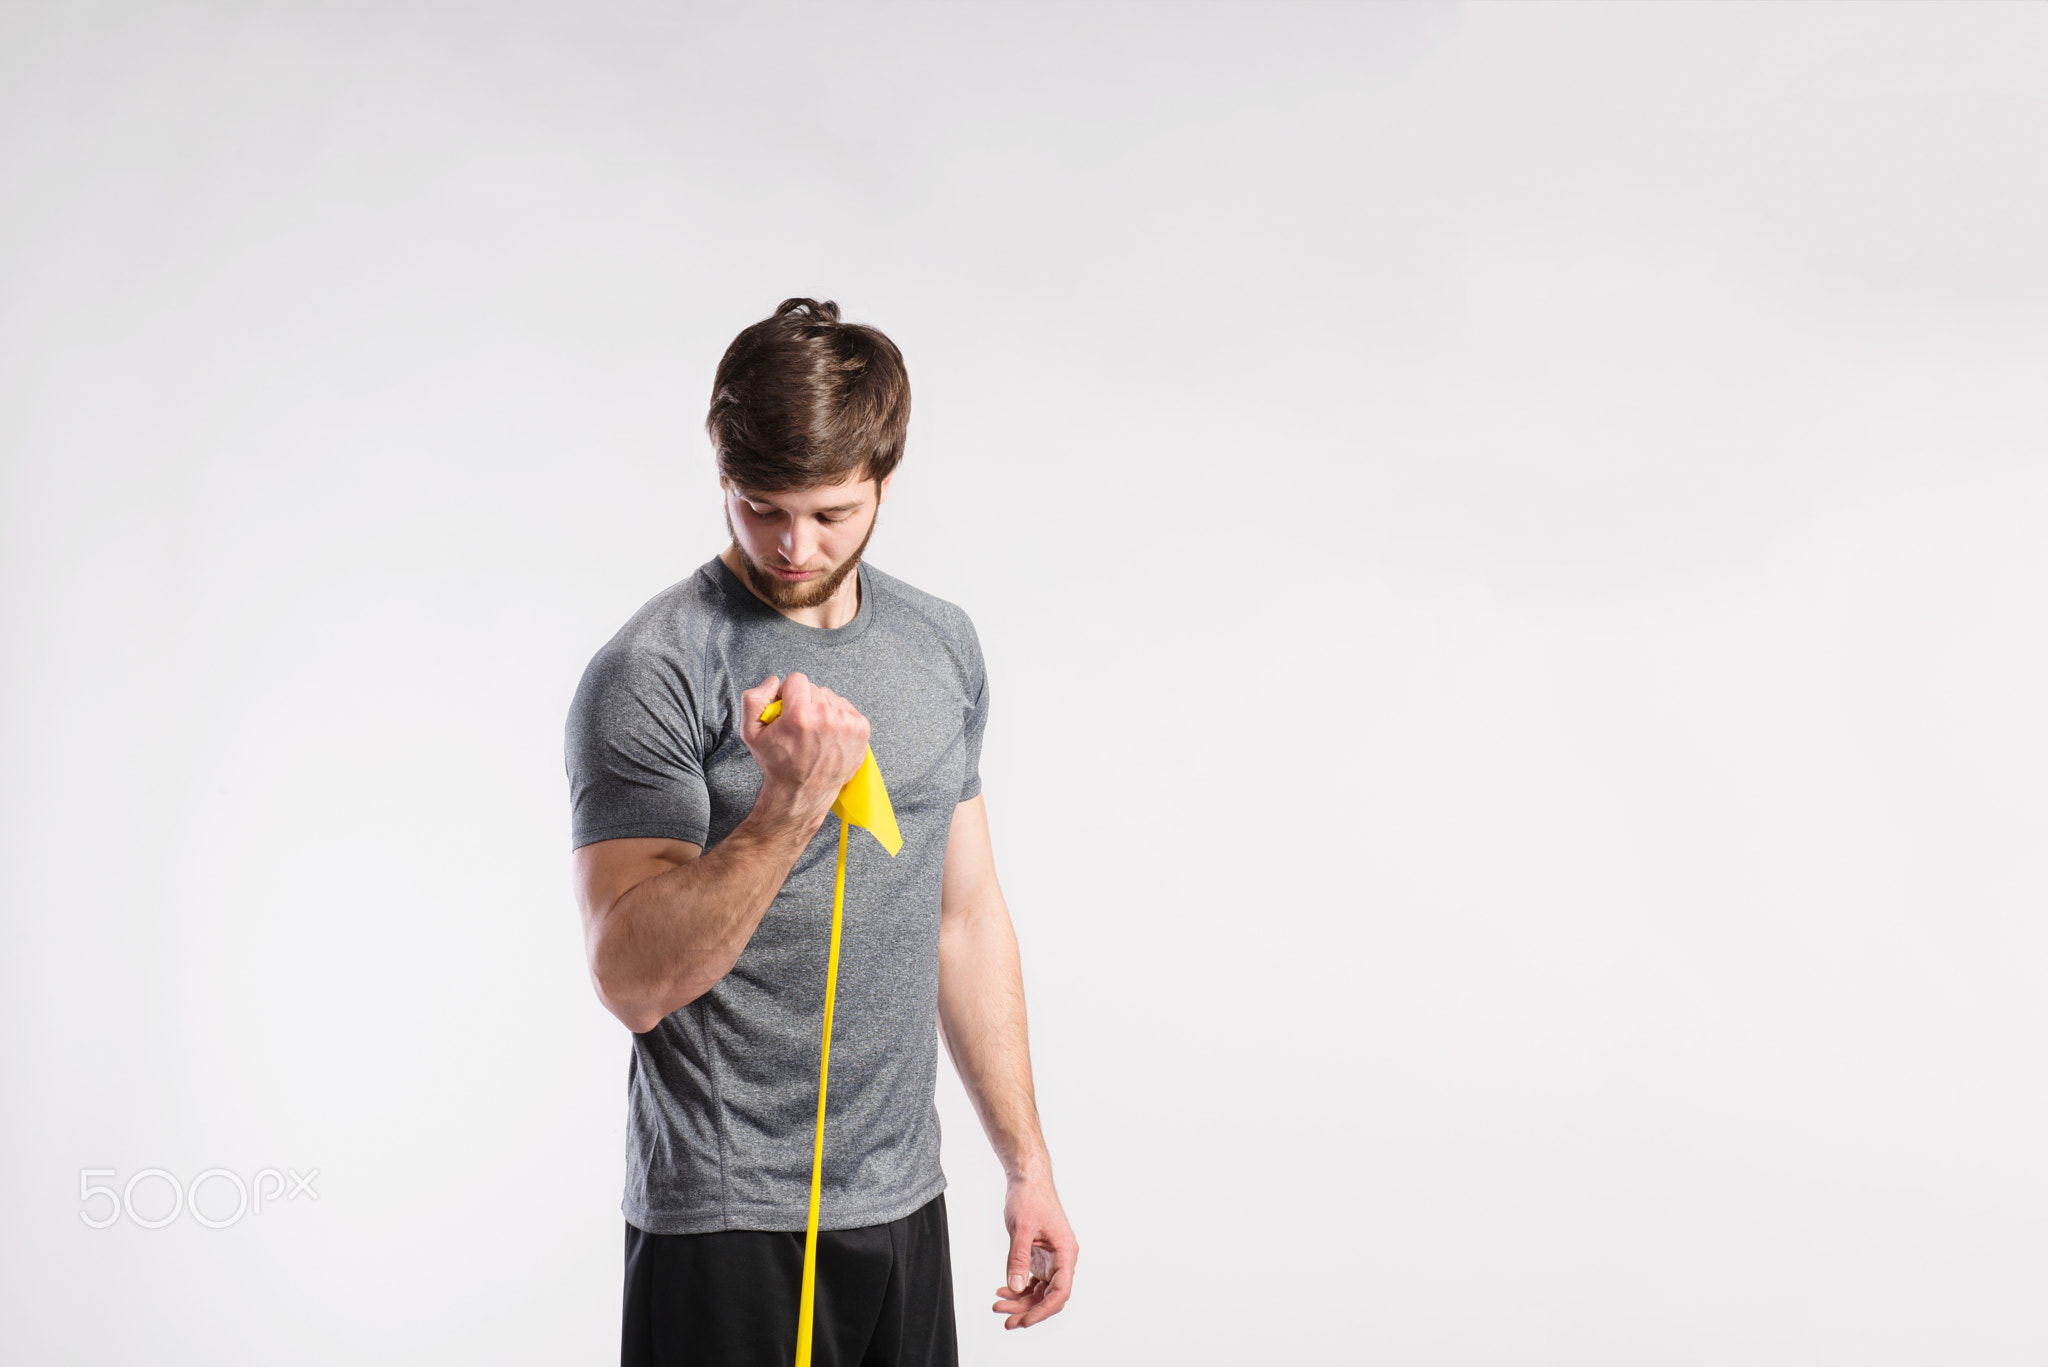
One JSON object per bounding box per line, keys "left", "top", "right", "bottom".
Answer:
{"left": 574, "top": 671, "right": 868, "bottom": 1034}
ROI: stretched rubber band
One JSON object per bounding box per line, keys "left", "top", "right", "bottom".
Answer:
{"left": 794, "top": 815, "right": 848, "bottom": 1367}
{"left": 758, "top": 694, "right": 901, "bottom": 1367}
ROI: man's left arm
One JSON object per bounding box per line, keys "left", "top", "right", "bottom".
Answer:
{"left": 937, "top": 793, "right": 1078, "bottom": 1331}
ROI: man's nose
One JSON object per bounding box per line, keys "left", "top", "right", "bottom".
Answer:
{"left": 783, "top": 520, "right": 815, "bottom": 564}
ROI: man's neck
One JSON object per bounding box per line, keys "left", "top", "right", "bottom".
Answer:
{"left": 719, "top": 545, "right": 864, "bottom": 630}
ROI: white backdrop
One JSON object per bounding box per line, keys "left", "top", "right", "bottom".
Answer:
{"left": 4, "top": 3, "right": 2046, "bottom": 1363}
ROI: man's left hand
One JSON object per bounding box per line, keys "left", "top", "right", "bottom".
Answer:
{"left": 991, "top": 1177, "right": 1077, "bottom": 1330}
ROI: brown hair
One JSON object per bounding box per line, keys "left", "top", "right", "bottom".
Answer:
{"left": 705, "top": 298, "right": 911, "bottom": 492}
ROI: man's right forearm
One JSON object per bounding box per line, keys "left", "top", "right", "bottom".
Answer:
{"left": 588, "top": 785, "right": 825, "bottom": 1032}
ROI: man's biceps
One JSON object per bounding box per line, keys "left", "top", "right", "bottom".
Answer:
{"left": 575, "top": 837, "right": 703, "bottom": 909}
{"left": 949, "top": 791, "right": 989, "bottom": 831}
{"left": 944, "top": 797, "right": 995, "bottom": 867}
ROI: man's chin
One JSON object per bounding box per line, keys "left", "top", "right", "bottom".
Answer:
{"left": 740, "top": 554, "right": 858, "bottom": 611}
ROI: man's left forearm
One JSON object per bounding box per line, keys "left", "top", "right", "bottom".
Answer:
{"left": 937, "top": 794, "right": 1076, "bottom": 1328}
{"left": 936, "top": 891, "right": 1050, "bottom": 1179}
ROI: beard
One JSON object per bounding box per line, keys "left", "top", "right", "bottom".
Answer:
{"left": 723, "top": 504, "right": 877, "bottom": 612}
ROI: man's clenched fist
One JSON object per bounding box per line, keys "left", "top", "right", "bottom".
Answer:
{"left": 740, "top": 672, "right": 870, "bottom": 825}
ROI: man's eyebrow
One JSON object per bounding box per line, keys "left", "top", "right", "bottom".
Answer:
{"left": 737, "top": 492, "right": 866, "bottom": 515}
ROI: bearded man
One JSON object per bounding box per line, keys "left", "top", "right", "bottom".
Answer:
{"left": 565, "top": 298, "right": 1076, "bottom": 1366}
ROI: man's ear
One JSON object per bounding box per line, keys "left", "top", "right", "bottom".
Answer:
{"left": 877, "top": 471, "right": 895, "bottom": 506}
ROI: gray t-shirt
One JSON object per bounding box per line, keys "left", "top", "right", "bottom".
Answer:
{"left": 565, "top": 557, "right": 987, "bottom": 1235}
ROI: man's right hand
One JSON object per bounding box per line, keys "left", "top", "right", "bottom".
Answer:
{"left": 740, "top": 672, "right": 871, "bottom": 826}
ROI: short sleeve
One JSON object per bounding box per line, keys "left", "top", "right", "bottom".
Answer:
{"left": 958, "top": 625, "right": 988, "bottom": 804}
{"left": 564, "top": 642, "right": 712, "bottom": 850}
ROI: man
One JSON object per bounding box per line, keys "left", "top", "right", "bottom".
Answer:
{"left": 565, "top": 298, "right": 1076, "bottom": 1366}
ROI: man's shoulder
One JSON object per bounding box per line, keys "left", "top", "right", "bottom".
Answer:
{"left": 575, "top": 562, "right": 739, "bottom": 701}
{"left": 593, "top": 561, "right": 735, "bottom": 657}
{"left": 864, "top": 563, "right": 979, "bottom": 647}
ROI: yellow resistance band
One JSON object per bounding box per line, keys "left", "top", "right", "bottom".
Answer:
{"left": 795, "top": 814, "right": 848, "bottom": 1367}
{"left": 756, "top": 695, "right": 901, "bottom": 1367}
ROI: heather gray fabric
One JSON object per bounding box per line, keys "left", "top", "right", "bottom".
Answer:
{"left": 565, "top": 557, "right": 987, "bottom": 1235}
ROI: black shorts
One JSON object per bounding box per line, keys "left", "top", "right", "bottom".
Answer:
{"left": 621, "top": 1194, "right": 957, "bottom": 1367}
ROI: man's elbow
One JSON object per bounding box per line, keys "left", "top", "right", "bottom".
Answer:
{"left": 592, "top": 961, "right": 709, "bottom": 1034}
{"left": 590, "top": 956, "right": 684, "bottom": 1034}
{"left": 586, "top": 917, "right": 722, "bottom": 1032}
{"left": 597, "top": 982, "right": 678, "bottom": 1035}
{"left": 615, "top": 1004, "right": 667, "bottom": 1035}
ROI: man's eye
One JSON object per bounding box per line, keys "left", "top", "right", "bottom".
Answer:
{"left": 747, "top": 504, "right": 776, "bottom": 517}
